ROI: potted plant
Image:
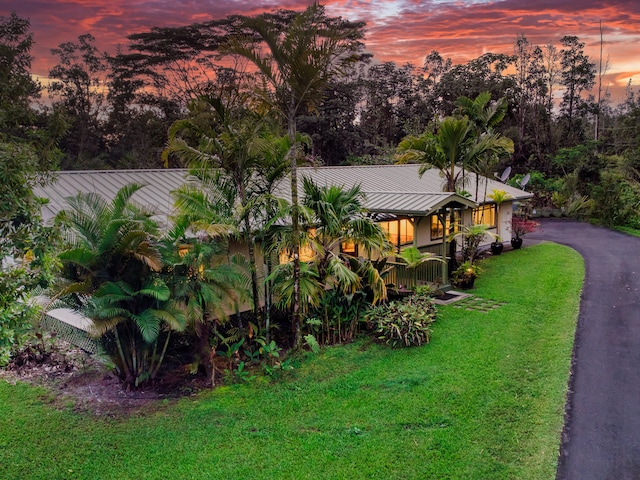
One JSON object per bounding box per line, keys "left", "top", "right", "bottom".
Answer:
{"left": 487, "top": 189, "right": 512, "bottom": 255}
{"left": 511, "top": 216, "right": 539, "bottom": 249}
{"left": 490, "top": 236, "right": 504, "bottom": 255}
{"left": 451, "top": 261, "right": 480, "bottom": 289}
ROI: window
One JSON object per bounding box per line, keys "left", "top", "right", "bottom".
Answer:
{"left": 473, "top": 204, "right": 496, "bottom": 227}
{"left": 279, "top": 228, "right": 316, "bottom": 264}
{"left": 430, "top": 211, "right": 461, "bottom": 240}
{"left": 378, "top": 219, "right": 414, "bottom": 250}
{"left": 340, "top": 241, "right": 358, "bottom": 256}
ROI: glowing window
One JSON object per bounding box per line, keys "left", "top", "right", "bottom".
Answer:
{"left": 340, "top": 241, "right": 358, "bottom": 255}
{"left": 430, "top": 211, "right": 461, "bottom": 240}
{"left": 279, "top": 228, "right": 316, "bottom": 264}
{"left": 473, "top": 204, "right": 496, "bottom": 227}
{"left": 379, "top": 219, "right": 414, "bottom": 250}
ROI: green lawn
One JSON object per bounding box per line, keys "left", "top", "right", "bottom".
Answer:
{"left": 0, "top": 242, "right": 583, "bottom": 479}
{"left": 615, "top": 225, "right": 640, "bottom": 237}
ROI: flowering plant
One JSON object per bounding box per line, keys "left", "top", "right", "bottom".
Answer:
{"left": 511, "top": 216, "right": 539, "bottom": 239}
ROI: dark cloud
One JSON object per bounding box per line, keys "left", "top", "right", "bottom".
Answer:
{"left": 2, "top": 0, "right": 639, "bottom": 100}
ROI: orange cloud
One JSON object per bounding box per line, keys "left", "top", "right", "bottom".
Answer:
{"left": 3, "top": 0, "right": 640, "bottom": 102}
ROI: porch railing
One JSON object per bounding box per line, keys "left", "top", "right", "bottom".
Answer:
{"left": 385, "top": 242, "right": 448, "bottom": 290}
{"left": 385, "top": 260, "right": 447, "bottom": 290}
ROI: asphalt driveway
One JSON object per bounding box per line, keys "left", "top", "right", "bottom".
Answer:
{"left": 526, "top": 219, "right": 640, "bottom": 480}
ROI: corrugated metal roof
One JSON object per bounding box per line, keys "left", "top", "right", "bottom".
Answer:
{"left": 34, "top": 169, "right": 189, "bottom": 222}
{"left": 282, "top": 164, "right": 531, "bottom": 215}
{"left": 294, "top": 164, "right": 531, "bottom": 203}
{"left": 34, "top": 164, "right": 532, "bottom": 222}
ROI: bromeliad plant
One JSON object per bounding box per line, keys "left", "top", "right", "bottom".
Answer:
{"left": 451, "top": 261, "right": 481, "bottom": 289}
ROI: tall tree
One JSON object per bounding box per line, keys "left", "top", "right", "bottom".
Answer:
{"left": 0, "top": 12, "right": 40, "bottom": 137}
{"left": 222, "top": 3, "right": 366, "bottom": 348}
{"left": 358, "top": 62, "right": 428, "bottom": 151}
{"left": 456, "top": 91, "right": 510, "bottom": 200}
{"left": 396, "top": 116, "right": 511, "bottom": 193}
{"left": 297, "top": 75, "right": 365, "bottom": 165}
{"left": 164, "top": 96, "right": 278, "bottom": 323}
{"left": 432, "top": 53, "right": 516, "bottom": 117}
{"left": 48, "top": 33, "right": 108, "bottom": 168}
{"left": 559, "top": 35, "right": 596, "bottom": 143}
{"left": 0, "top": 13, "right": 65, "bottom": 362}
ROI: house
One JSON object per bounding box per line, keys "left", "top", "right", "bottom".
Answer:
{"left": 35, "top": 163, "right": 532, "bottom": 288}
{"left": 32, "top": 164, "right": 531, "bottom": 349}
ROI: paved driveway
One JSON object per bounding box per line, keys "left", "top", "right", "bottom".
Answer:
{"left": 527, "top": 220, "right": 640, "bottom": 480}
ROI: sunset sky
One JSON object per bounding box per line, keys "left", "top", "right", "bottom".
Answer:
{"left": 3, "top": 0, "right": 640, "bottom": 103}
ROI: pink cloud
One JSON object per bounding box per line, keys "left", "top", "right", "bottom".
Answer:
{"left": 3, "top": 0, "right": 640, "bottom": 101}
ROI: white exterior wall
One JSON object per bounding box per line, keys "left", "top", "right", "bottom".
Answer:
{"left": 497, "top": 202, "right": 514, "bottom": 241}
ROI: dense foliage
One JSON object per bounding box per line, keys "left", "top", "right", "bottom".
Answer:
{"left": 1, "top": 7, "right": 637, "bottom": 227}
{"left": 367, "top": 288, "right": 437, "bottom": 347}
{"left": 3, "top": 4, "right": 640, "bottom": 385}
{"left": 0, "top": 13, "right": 62, "bottom": 364}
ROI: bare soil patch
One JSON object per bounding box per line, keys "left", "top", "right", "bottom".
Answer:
{"left": 1, "top": 341, "right": 206, "bottom": 418}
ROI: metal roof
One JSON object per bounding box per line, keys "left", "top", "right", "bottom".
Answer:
{"left": 34, "top": 169, "right": 189, "bottom": 222}
{"left": 284, "top": 164, "right": 531, "bottom": 215}
{"left": 34, "top": 164, "right": 532, "bottom": 222}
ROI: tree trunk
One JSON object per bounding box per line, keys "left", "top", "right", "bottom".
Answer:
{"left": 288, "top": 99, "right": 302, "bottom": 349}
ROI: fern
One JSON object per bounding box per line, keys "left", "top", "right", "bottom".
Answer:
{"left": 304, "top": 333, "right": 321, "bottom": 353}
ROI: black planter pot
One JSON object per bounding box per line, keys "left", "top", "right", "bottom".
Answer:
{"left": 490, "top": 241, "right": 504, "bottom": 255}
{"left": 511, "top": 237, "right": 523, "bottom": 249}
{"left": 456, "top": 276, "right": 476, "bottom": 290}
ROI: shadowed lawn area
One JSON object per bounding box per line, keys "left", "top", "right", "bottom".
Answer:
{"left": 0, "top": 242, "right": 583, "bottom": 479}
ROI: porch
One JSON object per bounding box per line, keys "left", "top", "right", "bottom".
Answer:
{"left": 386, "top": 244, "right": 450, "bottom": 291}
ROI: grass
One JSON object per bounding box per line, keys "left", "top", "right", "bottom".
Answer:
{"left": 615, "top": 225, "right": 640, "bottom": 237}
{"left": 0, "top": 242, "right": 583, "bottom": 479}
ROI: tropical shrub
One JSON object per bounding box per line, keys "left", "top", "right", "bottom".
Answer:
{"left": 0, "top": 268, "right": 39, "bottom": 365}
{"left": 310, "top": 289, "right": 370, "bottom": 345}
{"left": 159, "top": 218, "right": 249, "bottom": 386}
{"left": 451, "top": 224, "right": 496, "bottom": 264}
{"left": 56, "top": 184, "right": 186, "bottom": 389}
{"left": 367, "top": 290, "right": 437, "bottom": 347}
{"left": 1, "top": 141, "right": 61, "bottom": 365}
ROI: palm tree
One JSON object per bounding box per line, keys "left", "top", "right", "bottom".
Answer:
{"left": 160, "top": 216, "right": 248, "bottom": 387}
{"left": 56, "top": 184, "right": 185, "bottom": 389}
{"left": 164, "top": 96, "right": 280, "bottom": 322}
{"left": 396, "top": 117, "right": 472, "bottom": 193}
{"left": 397, "top": 114, "right": 513, "bottom": 279}
{"left": 300, "top": 177, "right": 392, "bottom": 301}
{"left": 456, "top": 92, "right": 512, "bottom": 202}
{"left": 269, "top": 178, "right": 391, "bottom": 344}
{"left": 223, "top": 3, "right": 366, "bottom": 348}
{"left": 301, "top": 176, "right": 391, "bottom": 292}
{"left": 456, "top": 91, "right": 508, "bottom": 134}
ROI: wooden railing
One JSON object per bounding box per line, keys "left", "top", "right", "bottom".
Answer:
{"left": 386, "top": 260, "right": 446, "bottom": 289}
{"left": 385, "top": 243, "right": 448, "bottom": 290}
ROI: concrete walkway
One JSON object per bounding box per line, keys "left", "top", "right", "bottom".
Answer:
{"left": 527, "top": 219, "right": 640, "bottom": 480}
